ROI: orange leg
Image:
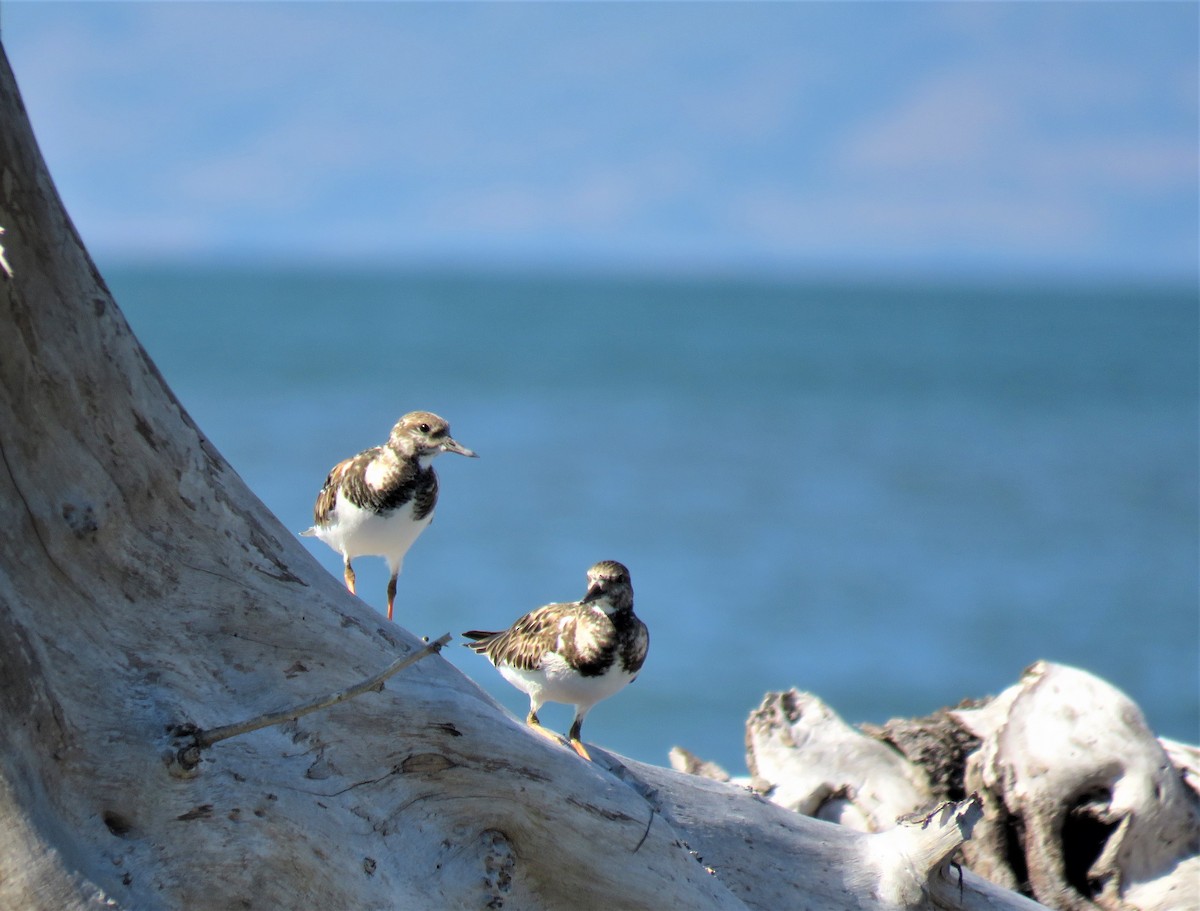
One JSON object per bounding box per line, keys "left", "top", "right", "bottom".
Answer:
{"left": 568, "top": 715, "right": 592, "bottom": 761}
{"left": 526, "top": 710, "right": 568, "bottom": 748}
{"left": 569, "top": 740, "right": 592, "bottom": 761}
{"left": 386, "top": 574, "right": 398, "bottom": 622}
{"left": 343, "top": 559, "right": 356, "bottom": 595}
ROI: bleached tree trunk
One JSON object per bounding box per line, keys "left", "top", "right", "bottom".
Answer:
{"left": 0, "top": 42, "right": 1049, "bottom": 911}
{"left": 730, "top": 667, "right": 1198, "bottom": 911}
{"left": 956, "top": 663, "right": 1199, "bottom": 911}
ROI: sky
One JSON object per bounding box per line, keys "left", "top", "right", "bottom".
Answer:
{"left": 1, "top": 2, "right": 1197, "bottom": 281}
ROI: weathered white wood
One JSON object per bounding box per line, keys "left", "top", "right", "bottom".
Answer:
{"left": 745, "top": 689, "right": 935, "bottom": 830}
{"left": 1160, "top": 738, "right": 1200, "bottom": 796}
{"left": 700, "top": 665, "right": 1198, "bottom": 911}
{"left": 954, "top": 662, "right": 1200, "bottom": 911}
{"left": 604, "top": 754, "right": 1047, "bottom": 911}
{"left": 669, "top": 745, "right": 733, "bottom": 782}
{"left": 188, "top": 633, "right": 451, "bottom": 753}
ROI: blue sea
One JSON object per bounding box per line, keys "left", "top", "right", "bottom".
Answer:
{"left": 105, "top": 265, "right": 1199, "bottom": 770}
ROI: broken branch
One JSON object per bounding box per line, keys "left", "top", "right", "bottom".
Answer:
{"left": 168, "top": 633, "right": 451, "bottom": 774}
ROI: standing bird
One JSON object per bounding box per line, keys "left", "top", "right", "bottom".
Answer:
{"left": 301, "top": 411, "right": 477, "bottom": 620}
{"left": 463, "top": 560, "right": 649, "bottom": 761}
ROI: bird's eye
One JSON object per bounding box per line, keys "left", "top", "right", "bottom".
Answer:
{"left": 418, "top": 423, "right": 431, "bottom": 433}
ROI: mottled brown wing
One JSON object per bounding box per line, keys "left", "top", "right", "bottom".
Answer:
{"left": 463, "top": 603, "right": 577, "bottom": 671}
{"left": 411, "top": 469, "right": 438, "bottom": 521}
{"left": 622, "top": 619, "right": 649, "bottom": 675}
{"left": 312, "top": 453, "right": 366, "bottom": 526}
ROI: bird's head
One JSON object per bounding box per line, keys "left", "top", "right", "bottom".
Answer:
{"left": 581, "top": 560, "right": 633, "bottom": 612}
{"left": 390, "top": 411, "right": 479, "bottom": 464}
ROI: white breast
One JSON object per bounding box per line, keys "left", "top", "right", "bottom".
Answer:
{"left": 311, "top": 496, "right": 433, "bottom": 573}
{"left": 499, "top": 654, "right": 637, "bottom": 714}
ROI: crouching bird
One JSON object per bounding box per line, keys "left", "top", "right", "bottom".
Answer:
{"left": 463, "top": 560, "right": 648, "bottom": 760}
{"left": 301, "top": 410, "right": 477, "bottom": 620}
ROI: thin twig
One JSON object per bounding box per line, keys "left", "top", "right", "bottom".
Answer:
{"left": 171, "top": 634, "right": 451, "bottom": 772}
{"left": 198, "top": 633, "right": 451, "bottom": 747}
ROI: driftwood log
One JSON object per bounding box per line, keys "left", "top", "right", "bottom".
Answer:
{"left": 0, "top": 39, "right": 1178, "bottom": 911}
{"left": 692, "top": 664, "right": 1198, "bottom": 911}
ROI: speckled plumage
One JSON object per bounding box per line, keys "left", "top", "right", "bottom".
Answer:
{"left": 463, "top": 560, "right": 649, "bottom": 760}
{"left": 301, "top": 411, "right": 477, "bottom": 620}
{"left": 311, "top": 446, "right": 439, "bottom": 526}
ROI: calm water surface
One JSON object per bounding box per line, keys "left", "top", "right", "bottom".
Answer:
{"left": 106, "top": 266, "right": 1199, "bottom": 768}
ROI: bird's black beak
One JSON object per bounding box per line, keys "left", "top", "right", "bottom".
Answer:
{"left": 581, "top": 582, "right": 604, "bottom": 603}
{"left": 442, "top": 438, "right": 479, "bottom": 458}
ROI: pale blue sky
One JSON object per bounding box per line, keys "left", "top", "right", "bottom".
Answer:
{"left": 3, "top": 2, "right": 1197, "bottom": 280}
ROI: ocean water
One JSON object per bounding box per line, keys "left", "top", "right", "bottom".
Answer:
{"left": 105, "top": 265, "right": 1199, "bottom": 770}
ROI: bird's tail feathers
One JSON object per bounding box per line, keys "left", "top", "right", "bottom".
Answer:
{"left": 461, "top": 630, "right": 497, "bottom": 650}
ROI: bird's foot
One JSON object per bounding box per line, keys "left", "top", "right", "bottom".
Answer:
{"left": 569, "top": 738, "right": 593, "bottom": 761}
{"left": 527, "top": 720, "right": 566, "bottom": 746}
{"left": 527, "top": 720, "right": 585, "bottom": 755}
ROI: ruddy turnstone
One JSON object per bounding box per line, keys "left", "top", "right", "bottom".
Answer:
{"left": 463, "top": 560, "right": 649, "bottom": 760}
{"left": 300, "top": 411, "right": 477, "bottom": 621}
